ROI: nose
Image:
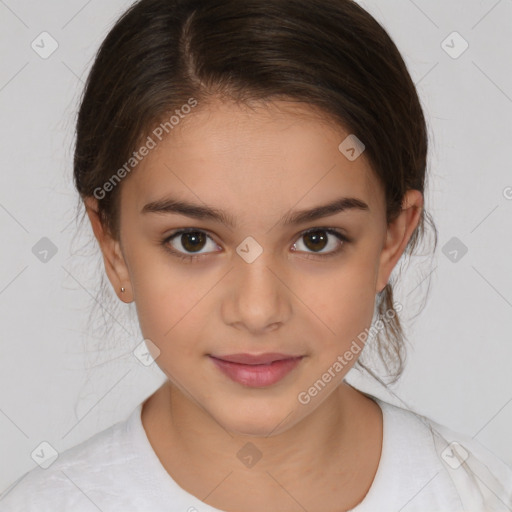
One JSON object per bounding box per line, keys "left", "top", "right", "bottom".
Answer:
{"left": 221, "top": 252, "right": 293, "bottom": 335}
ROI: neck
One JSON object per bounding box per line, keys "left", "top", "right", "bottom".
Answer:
{"left": 141, "top": 378, "right": 382, "bottom": 511}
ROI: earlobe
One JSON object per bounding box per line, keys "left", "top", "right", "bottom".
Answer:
{"left": 375, "top": 190, "right": 423, "bottom": 294}
{"left": 83, "top": 197, "right": 133, "bottom": 303}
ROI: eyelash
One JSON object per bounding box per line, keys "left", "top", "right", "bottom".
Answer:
{"left": 161, "top": 227, "right": 351, "bottom": 263}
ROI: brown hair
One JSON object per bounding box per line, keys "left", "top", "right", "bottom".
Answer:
{"left": 73, "top": 0, "right": 437, "bottom": 384}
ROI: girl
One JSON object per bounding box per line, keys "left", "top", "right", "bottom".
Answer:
{"left": 1, "top": 0, "right": 511, "bottom": 510}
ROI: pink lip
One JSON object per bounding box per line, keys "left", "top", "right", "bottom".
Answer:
{"left": 211, "top": 352, "right": 300, "bottom": 364}
{"left": 209, "top": 354, "right": 304, "bottom": 388}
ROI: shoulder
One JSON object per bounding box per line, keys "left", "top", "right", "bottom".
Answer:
{"left": 375, "top": 397, "right": 512, "bottom": 511}
{"left": 0, "top": 407, "right": 140, "bottom": 512}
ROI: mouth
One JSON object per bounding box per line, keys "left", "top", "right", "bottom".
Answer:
{"left": 208, "top": 353, "right": 304, "bottom": 388}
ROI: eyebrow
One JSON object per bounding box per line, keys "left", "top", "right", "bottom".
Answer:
{"left": 141, "top": 195, "right": 370, "bottom": 227}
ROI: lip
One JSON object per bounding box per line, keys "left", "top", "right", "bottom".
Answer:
{"left": 210, "top": 353, "right": 300, "bottom": 365}
{"left": 209, "top": 353, "right": 304, "bottom": 388}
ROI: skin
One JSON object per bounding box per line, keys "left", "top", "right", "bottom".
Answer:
{"left": 85, "top": 98, "right": 423, "bottom": 512}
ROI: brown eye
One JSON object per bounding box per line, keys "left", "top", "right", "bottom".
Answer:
{"left": 165, "top": 229, "right": 219, "bottom": 257}
{"left": 303, "top": 230, "right": 329, "bottom": 252}
{"left": 179, "top": 231, "right": 207, "bottom": 253}
{"left": 292, "top": 228, "right": 348, "bottom": 257}
{"left": 163, "top": 227, "right": 349, "bottom": 263}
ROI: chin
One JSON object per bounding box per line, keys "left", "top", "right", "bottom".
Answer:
{"left": 214, "top": 402, "right": 299, "bottom": 438}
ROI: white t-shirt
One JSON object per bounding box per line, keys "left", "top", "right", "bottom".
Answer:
{"left": 1, "top": 395, "right": 511, "bottom": 512}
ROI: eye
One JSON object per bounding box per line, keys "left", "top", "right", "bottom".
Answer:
{"left": 291, "top": 227, "right": 349, "bottom": 259}
{"left": 163, "top": 229, "right": 219, "bottom": 262}
{"left": 162, "top": 227, "right": 350, "bottom": 262}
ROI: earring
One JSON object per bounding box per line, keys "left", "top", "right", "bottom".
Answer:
{"left": 121, "top": 287, "right": 126, "bottom": 293}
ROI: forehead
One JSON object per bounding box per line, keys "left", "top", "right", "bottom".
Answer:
{"left": 122, "top": 99, "right": 384, "bottom": 222}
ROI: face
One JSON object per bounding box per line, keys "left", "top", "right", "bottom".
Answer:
{"left": 87, "top": 99, "right": 422, "bottom": 436}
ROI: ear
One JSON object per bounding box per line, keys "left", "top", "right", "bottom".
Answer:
{"left": 375, "top": 189, "right": 423, "bottom": 294}
{"left": 84, "top": 197, "right": 133, "bottom": 303}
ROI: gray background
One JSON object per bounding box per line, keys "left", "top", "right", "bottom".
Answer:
{"left": 1, "top": 0, "right": 511, "bottom": 493}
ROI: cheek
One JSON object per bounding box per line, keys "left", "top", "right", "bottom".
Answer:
{"left": 308, "top": 256, "right": 378, "bottom": 332}
{"left": 126, "top": 246, "right": 193, "bottom": 337}
{"left": 130, "top": 263, "right": 222, "bottom": 370}
{"left": 301, "top": 281, "right": 376, "bottom": 383}
{"left": 134, "top": 275, "right": 204, "bottom": 342}
{"left": 134, "top": 290, "right": 202, "bottom": 377}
